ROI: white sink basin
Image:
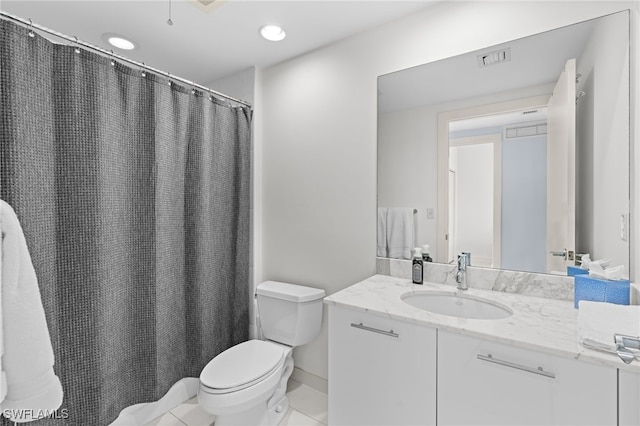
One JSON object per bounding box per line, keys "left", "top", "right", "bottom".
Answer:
{"left": 402, "top": 291, "right": 512, "bottom": 320}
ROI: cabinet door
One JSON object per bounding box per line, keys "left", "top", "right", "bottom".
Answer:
{"left": 328, "top": 305, "right": 436, "bottom": 426}
{"left": 438, "top": 330, "right": 616, "bottom": 426}
{"left": 619, "top": 369, "right": 640, "bottom": 425}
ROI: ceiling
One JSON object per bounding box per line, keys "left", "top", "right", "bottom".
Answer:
{"left": 378, "top": 16, "right": 595, "bottom": 114}
{"left": 0, "top": 0, "right": 437, "bottom": 86}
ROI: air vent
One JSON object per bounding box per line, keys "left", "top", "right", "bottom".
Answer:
{"left": 522, "top": 109, "right": 539, "bottom": 115}
{"left": 505, "top": 123, "right": 547, "bottom": 139}
{"left": 190, "top": 0, "right": 224, "bottom": 12}
{"left": 477, "top": 48, "right": 511, "bottom": 68}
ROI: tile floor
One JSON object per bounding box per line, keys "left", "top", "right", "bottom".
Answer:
{"left": 145, "top": 380, "right": 327, "bottom": 426}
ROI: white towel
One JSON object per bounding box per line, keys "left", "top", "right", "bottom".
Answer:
{"left": 377, "top": 207, "right": 388, "bottom": 257}
{"left": 0, "top": 200, "right": 63, "bottom": 422}
{"left": 577, "top": 300, "right": 640, "bottom": 359}
{"left": 386, "top": 207, "right": 415, "bottom": 260}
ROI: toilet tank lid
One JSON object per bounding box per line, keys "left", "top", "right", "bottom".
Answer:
{"left": 257, "top": 281, "right": 325, "bottom": 302}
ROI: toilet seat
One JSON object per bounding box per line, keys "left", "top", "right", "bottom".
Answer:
{"left": 200, "top": 340, "right": 285, "bottom": 394}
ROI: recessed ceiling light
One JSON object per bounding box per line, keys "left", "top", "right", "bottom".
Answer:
{"left": 259, "top": 25, "right": 286, "bottom": 42}
{"left": 102, "top": 33, "right": 137, "bottom": 50}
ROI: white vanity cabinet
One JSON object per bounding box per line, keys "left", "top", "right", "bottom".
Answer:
{"left": 327, "top": 305, "right": 437, "bottom": 426}
{"left": 619, "top": 369, "right": 640, "bottom": 425}
{"left": 437, "top": 330, "right": 617, "bottom": 425}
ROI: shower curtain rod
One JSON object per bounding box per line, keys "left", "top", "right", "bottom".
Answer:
{"left": 0, "top": 11, "right": 252, "bottom": 108}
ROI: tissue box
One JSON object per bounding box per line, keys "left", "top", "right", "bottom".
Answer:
{"left": 567, "top": 266, "right": 589, "bottom": 276}
{"left": 574, "top": 275, "right": 630, "bottom": 308}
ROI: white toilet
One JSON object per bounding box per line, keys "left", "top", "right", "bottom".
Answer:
{"left": 198, "top": 281, "right": 325, "bottom": 426}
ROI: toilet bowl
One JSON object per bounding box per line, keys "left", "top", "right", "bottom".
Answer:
{"left": 198, "top": 340, "right": 293, "bottom": 425}
{"left": 198, "top": 281, "right": 325, "bottom": 426}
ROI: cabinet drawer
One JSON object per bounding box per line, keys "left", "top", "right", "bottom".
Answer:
{"left": 328, "top": 305, "right": 436, "bottom": 426}
{"left": 438, "top": 330, "right": 617, "bottom": 426}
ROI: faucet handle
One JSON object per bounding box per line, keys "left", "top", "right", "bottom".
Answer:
{"left": 614, "top": 334, "right": 640, "bottom": 364}
{"left": 456, "top": 253, "right": 469, "bottom": 289}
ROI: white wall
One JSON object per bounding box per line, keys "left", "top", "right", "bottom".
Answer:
{"left": 259, "top": 1, "right": 639, "bottom": 382}
{"left": 207, "top": 67, "right": 255, "bottom": 106}
{"left": 576, "top": 12, "right": 630, "bottom": 269}
{"left": 378, "top": 108, "right": 438, "bottom": 253}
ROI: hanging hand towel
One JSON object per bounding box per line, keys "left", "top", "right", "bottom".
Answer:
{"left": 386, "top": 208, "right": 415, "bottom": 260}
{"left": 577, "top": 300, "right": 640, "bottom": 360}
{"left": 377, "top": 208, "right": 388, "bottom": 257}
{"left": 0, "top": 200, "right": 63, "bottom": 422}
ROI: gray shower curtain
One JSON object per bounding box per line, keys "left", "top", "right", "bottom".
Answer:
{"left": 0, "top": 20, "right": 251, "bottom": 425}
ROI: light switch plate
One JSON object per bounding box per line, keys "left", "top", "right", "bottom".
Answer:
{"left": 620, "top": 213, "right": 628, "bottom": 241}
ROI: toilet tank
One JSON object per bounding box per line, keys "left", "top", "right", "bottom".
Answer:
{"left": 256, "top": 281, "right": 325, "bottom": 346}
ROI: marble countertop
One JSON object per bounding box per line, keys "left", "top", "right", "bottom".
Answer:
{"left": 324, "top": 274, "right": 640, "bottom": 373}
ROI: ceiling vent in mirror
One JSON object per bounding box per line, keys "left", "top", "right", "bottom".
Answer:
{"left": 477, "top": 48, "right": 511, "bottom": 67}
{"left": 505, "top": 123, "right": 547, "bottom": 139}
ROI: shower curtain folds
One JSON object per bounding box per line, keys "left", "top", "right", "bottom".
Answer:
{"left": 0, "top": 19, "right": 251, "bottom": 425}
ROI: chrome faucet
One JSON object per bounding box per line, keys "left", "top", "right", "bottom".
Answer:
{"left": 456, "top": 253, "right": 470, "bottom": 290}
{"left": 614, "top": 334, "right": 640, "bottom": 364}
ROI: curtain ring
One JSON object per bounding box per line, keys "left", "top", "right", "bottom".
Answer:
{"left": 191, "top": 87, "right": 197, "bottom": 95}
{"left": 73, "top": 36, "right": 81, "bottom": 54}
{"left": 109, "top": 50, "right": 116, "bottom": 66}
{"left": 167, "top": 73, "right": 172, "bottom": 87}
{"left": 141, "top": 63, "right": 147, "bottom": 78}
{"left": 27, "top": 19, "right": 35, "bottom": 38}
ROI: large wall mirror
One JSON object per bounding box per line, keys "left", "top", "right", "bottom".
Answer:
{"left": 377, "top": 10, "right": 630, "bottom": 276}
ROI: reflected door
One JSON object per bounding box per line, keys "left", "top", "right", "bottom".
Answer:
{"left": 546, "top": 58, "right": 576, "bottom": 273}
{"left": 449, "top": 136, "right": 501, "bottom": 268}
{"left": 448, "top": 169, "right": 456, "bottom": 264}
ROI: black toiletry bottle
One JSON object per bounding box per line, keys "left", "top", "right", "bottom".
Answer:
{"left": 412, "top": 248, "right": 423, "bottom": 285}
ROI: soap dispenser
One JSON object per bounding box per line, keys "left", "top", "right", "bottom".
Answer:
{"left": 421, "top": 244, "right": 433, "bottom": 263}
{"left": 412, "top": 247, "right": 423, "bottom": 285}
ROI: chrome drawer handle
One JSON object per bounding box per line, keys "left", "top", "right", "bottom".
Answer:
{"left": 477, "top": 354, "right": 555, "bottom": 379}
{"left": 350, "top": 322, "right": 399, "bottom": 338}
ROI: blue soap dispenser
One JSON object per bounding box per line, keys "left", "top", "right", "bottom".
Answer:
{"left": 412, "top": 247, "right": 423, "bottom": 285}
